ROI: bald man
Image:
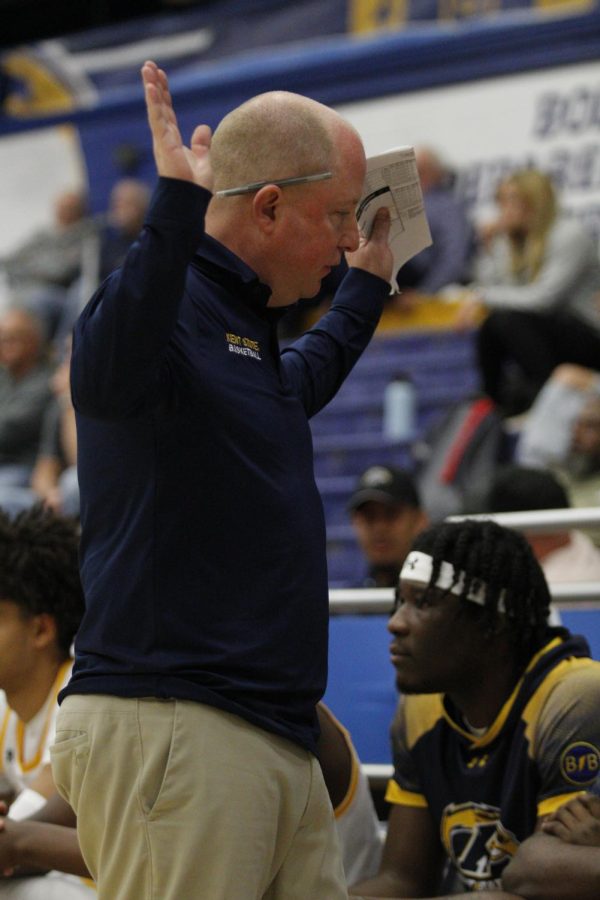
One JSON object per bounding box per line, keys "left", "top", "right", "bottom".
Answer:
{"left": 0, "top": 307, "right": 51, "bottom": 483}
{"left": 96, "top": 178, "right": 151, "bottom": 282}
{"left": 52, "top": 61, "right": 392, "bottom": 900}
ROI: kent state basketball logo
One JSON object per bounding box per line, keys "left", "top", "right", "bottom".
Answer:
{"left": 561, "top": 742, "right": 600, "bottom": 785}
{"left": 441, "top": 802, "right": 519, "bottom": 889}
{"left": 225, "top": 332, "right": 262, "bottom": 360}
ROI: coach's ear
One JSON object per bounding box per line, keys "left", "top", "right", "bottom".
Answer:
{"left": 252, "top": 185, "right": 283, "bottom": 231}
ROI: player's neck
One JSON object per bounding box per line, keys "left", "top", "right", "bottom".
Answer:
{"left": 7, "top": 654, "right": 65, "bottom": 724}
{"left": 450, "top": 658, "right": 521, "bottom": 731}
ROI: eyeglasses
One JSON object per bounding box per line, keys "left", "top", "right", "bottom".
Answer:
{"left": 215, "top": 171, "right": 332, "bottom": 198}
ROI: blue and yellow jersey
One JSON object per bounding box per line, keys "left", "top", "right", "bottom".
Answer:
{"left": 386, "top": 632, "right": 600, "bottom": 891}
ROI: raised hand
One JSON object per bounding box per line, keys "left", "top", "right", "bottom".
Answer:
{"left": 141, "top": 60, "right": 214, "bottom": 193}
{"left": 346, "top": 207, "right": 393, "bottom": 283}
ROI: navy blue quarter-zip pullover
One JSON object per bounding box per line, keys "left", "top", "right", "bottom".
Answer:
{"left": 61, "top": 177, "right": 389, "bottom": 754}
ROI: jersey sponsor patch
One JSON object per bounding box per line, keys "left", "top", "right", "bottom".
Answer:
{"left": 561, "top": 741, "right": 600, "bottom": 785}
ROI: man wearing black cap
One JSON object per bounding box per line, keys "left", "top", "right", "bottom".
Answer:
{"left": 348, "top": 465, "right": 428, "bottom": 588}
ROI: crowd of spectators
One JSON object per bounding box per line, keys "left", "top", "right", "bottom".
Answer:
{"left": 0, "top": 177, "right": 151, "bottom": 521}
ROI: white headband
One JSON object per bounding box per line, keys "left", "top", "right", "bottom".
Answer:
{"left": 399, "top": 550, "right": 506, "bottom": 612}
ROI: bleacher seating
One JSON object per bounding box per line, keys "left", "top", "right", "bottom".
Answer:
{"left": 311, "top": 326, "right": 480, "bottom": 586}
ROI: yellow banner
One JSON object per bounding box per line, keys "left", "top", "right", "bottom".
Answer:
{"left": 349, "top": 0, "right": 596, "bottom": 33}
{"left": 535, "top": 0, "right": 595, "bottom": 10}
{"left": 348, "top": 0, "right": 408, "bottom": 34}
{"left": 438, "top": 0, "right": 501, "bottom": 17}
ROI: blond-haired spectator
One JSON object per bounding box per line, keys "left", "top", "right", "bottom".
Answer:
{"left": 456, "top": 169, "right": 600, "bottom": 416}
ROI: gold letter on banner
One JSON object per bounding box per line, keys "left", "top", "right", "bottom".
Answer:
{"left": 348, "top": 0, "right": 408, "bottom": 34}
{"left": 438, "top": 0, "right": 500, "bottom": 19}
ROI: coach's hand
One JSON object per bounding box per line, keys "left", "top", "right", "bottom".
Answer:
{"left": 142, "top": 60, "right": 214, "bottom": 193}
{"left": 346, "top": 206, "right": 393, "bottom": 285}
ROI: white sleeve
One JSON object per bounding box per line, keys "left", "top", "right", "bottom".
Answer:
{"left": 8, "top": 787, "right": 46, "bottom": 820}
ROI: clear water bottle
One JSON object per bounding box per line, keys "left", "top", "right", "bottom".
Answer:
{"left": 382, "top": 373, "right": 416, "bottom": 441}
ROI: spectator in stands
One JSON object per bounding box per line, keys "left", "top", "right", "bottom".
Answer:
{"left": 96, "top": 178, "right": 151, "bottom": 283}
{"left": 0, "top": 307, "right": 52, "bottom": 493}
{"left": 29, "top": 338, "right": 78, "bottom": 518}
{"left": 486, "top": 464, "right": 600, "bottom": 586}
{"left": 350, "top": 518, "right": 600, "bottom": 898}
{"left": 503, "top": 779, "right": 600, "bottom": 899}
{"left": 556, "top": 392, "right": 600, "bottom": 511}
{"left": 1, "top": 189, "right": 90, "bottom": 292}
{"left": 49, "top": 179, "right": 152, "bottom": 350}
{"left": 348, "top": 465, "right": 428, "bottom": 588}
{"left": 50, "top": 179, "right": 153, "bottom": 351}
{"left": 516, "top": 367, "right": 600, "bottom": 542}
{"left": 455, "top": 169, "right": 600, "bottom": 416}
{"left": 53, "top": 60, "right": 392, "bottom": 900}
{"left": 0, "top": 189, "right": 97, "bottom": 342}
{"left": 0, "top": 338, "right": 78, "bottom": 520}
{"left": 395, "top": 146, "right": 474, "bottom": 307}
{"left": 516, "top": 363, "right": 600, "bottom": 470}
{"left": 0, "top": 504, "right": 92, "bottom": 898}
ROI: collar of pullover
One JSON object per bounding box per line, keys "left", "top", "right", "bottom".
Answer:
{"left": 192, "top": 233, "right": 274, "bottom": 315}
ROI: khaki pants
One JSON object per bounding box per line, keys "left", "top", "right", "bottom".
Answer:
{"left": 51, "top": 695, "right": 348, "bottom": 900}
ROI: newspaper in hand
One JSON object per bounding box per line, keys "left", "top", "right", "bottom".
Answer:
{"left": 356, "top": 146, "right": 432, "bottom": 292}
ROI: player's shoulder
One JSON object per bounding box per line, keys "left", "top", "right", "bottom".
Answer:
{"left": 399, "top": 693, "right": 444, "bottom": 749}
{"left": 548, "top": 655, "right": 600, "bottom": 690}
{"left": 531, "top": 656, "right": 600, "bottom": 725}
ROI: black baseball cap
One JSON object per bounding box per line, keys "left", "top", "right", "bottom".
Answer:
{"left": 348, "top": 465, "right": 420, "bottom": 512}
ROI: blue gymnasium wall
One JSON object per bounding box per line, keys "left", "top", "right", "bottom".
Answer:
{"left": 1, "top": 5, "right": 599, "bottom": 216}
{"left": 325, "top": 609, "right": 600, "bottom": 764}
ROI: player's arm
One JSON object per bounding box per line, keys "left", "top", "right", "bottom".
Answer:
{"left": 352, "top": 894, "right": 522, "bottom": 899}
{"left": 352, "top": 892, "right": 521, "bottom": 899}
{"left": 0, "top": 817, "right": 89, "bottom": 879}
{"left": 349, "top": 802, "right": 445, "bottom": 897}
{"left": 316, "top": 703, "right": 353, "bottom": 808}
{"left": 502, "top": 663, "right": 600, "bottom": 899}
{"left": 0, "top": 793, "right": 88, "bottom": 878}
{"left": 348, "top": 810, "right": 521, "bottom": 897}
{"left": 27, "top": 763, "right": 57, "bottom": 801}
{"left": 502, "top": 831, "right": 600, "bottom": 900}
{"left": 503, "top": 795, "right": 600, "bottom": 899}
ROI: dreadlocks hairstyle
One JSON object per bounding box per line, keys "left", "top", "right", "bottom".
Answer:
{"left": 412, "top": 518, "right": 552, "bottom": 668}
{"left": 0, "top": 504, "right": 84, "bottom": 658}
